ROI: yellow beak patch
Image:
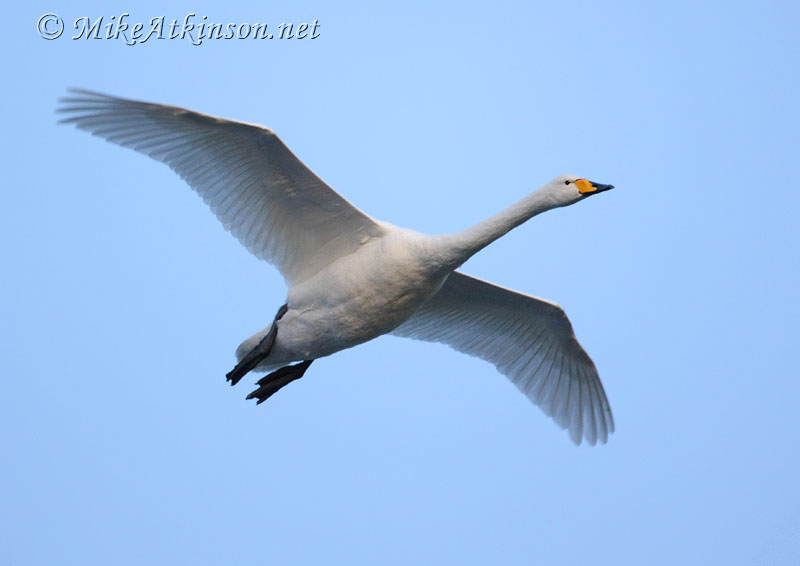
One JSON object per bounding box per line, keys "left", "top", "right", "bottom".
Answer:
{"left": 575, "top": 179, "right": 595, "bottom": 194}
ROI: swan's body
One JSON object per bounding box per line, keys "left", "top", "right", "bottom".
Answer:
{"left": 58, "top": 90, "right": 616, "bottom": 445}
{"left": 250, "top": 227, "right": 451, "bottom": 368}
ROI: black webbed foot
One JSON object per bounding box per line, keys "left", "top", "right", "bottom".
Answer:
{"left": 246, "top": 360, "right": 314, "bottom": 404}
{"left": 226, "top": 304, "right": 288, "bottom": 386}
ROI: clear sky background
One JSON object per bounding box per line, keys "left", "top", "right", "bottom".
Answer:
{"left": 2, "top": 1, "right": 799, "bottom": 564}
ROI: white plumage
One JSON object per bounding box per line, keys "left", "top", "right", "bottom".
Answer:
{"left": 58, "top": 89, "right": 615, "bottom": 445}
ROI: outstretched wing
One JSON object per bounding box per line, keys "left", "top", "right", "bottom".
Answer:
{"left": 57, "top": 89, "right": 385, "bottom": 285}
{"left": 392, "top": 271, "right": 614, "bottom": 445}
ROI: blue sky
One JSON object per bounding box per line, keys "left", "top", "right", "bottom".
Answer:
{"left": 3, "top": 1, "right": 799, "bottom": 564}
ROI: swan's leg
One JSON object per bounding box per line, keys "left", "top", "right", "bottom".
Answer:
{"left": 226, "top": 304, "right": 288, "bottom": 386}
{"left": 246, "top": 360, "right": 314, "bottom": 404}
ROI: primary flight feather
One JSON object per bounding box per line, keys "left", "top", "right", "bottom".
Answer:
{"left": 58, "top": 89, "right": 615, "bottom": 445}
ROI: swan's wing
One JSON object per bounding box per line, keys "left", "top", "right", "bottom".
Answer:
{"left": 391, "top": 271, "right": 614, "bottom": 445}
{"left": 57, "top": 89, "right": 385, "bottom": 285}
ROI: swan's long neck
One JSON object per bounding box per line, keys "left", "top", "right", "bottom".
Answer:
{"left": 434, "top": 185, "right": 560, "bottom": 270}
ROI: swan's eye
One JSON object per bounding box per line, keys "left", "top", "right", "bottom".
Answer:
{"left": 564, "top": 180, "right": 571, "bottom": 185}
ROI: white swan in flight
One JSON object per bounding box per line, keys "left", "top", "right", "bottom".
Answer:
{"left": 58, "top": 89, "right": 615, "bottom": 445}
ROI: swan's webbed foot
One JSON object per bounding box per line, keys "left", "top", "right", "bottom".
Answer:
{"left": 226, "top": 304, "right": 288, "bottom": 386}
{"left": 246, "top": 360, "right": 314, "bottom": 405}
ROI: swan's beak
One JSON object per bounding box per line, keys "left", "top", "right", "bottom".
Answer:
{"left": 575, "top": 179, "right": 614, "bottom": 196}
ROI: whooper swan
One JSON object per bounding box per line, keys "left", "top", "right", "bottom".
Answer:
{"left": 58, "top": 90, "right": 615, "bottom": 445}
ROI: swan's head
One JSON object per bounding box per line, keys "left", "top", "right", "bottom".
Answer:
{"left": 546, "top": 174, "right": 614, "bottom": 207}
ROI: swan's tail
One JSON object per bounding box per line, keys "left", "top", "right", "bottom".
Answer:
{"left": 235, "top": 325, "right": 273, "bottom": 362}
